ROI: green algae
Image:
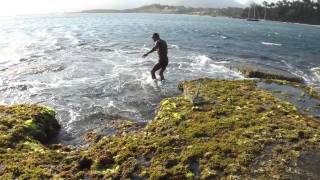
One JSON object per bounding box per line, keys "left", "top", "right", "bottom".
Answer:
{"left": 1, "top": 79, "right": 320, "bottom": 179}
{"left": 81, "top": 79, "right": 320, "bottom": 179}
{"left": 24, "top": 119, "right": 37, "bottom": 129}
{"left": 0, "top": 104, "right": 64, "bottom": 179}
{"left": 0, "top": 104, "right": 60, "bottom": 147}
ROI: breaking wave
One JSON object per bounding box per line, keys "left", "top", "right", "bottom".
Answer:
{"left": 261, "top": 42, "right": 283, "bottom": 46}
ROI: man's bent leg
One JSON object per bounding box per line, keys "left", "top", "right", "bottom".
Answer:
{"left": 151, "top": 63, "right": 161, "bottom": 80}
{"left": 159, "top": 62, "right": 168, "bottom": 81}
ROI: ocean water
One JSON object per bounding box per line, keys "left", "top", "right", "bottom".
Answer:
{"left": 0, "top": 13, "right": 319, "bottom": 143}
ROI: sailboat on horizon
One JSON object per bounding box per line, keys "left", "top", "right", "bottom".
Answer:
{"left": 247, "top": 2, "right": 260, "bottom": 21}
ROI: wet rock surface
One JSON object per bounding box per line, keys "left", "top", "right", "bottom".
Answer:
{"left": 257, "top": 81, "right": 320, "bottom": 119}
{"left": 295, "top": 151, "right": 320, "bottom": 179}
{"left": 227, "top": 63, "right": 304, "bottom": 83}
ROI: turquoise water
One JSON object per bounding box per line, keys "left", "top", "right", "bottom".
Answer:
{"left": 0, "top": 13, "right": 319, "bottom": 143}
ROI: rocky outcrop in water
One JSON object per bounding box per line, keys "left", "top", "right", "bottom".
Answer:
{"left": 227, "top": 63, "right": 304, "bottom": 83}
{"left": 1, "top": 79, "right": 320, "bottom": 179}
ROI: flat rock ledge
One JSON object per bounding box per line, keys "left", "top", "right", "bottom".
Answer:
{"left": 1, "top": 79, "right": 320, "bottom": 179}
{"left": 227, "top": 63, "right": 304, "bottom": 83}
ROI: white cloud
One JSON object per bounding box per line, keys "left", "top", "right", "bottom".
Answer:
{"left": 0, "top": 0, "right": 107, "bottom": 16}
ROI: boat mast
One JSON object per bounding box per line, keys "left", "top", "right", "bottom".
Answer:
{"left": 264, "top": 6, "right": 267, "bottom": 20}
{"left": 253, "top": 3, "right": 256, "bottom": 19}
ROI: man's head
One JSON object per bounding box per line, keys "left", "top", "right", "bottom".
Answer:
{"left": 152, "top": 33, "right": 160, "bottom": 42}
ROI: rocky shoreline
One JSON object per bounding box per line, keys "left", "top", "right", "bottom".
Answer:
{"left": 1, "top": 78, "right": 320, "bottom": 179}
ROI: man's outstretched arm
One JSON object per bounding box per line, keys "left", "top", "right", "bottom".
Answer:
{"left": 143, "top": 42, "right": 159, "bottom": 58}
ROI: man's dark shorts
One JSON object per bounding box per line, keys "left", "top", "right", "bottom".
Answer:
{"left": 159, "top": 57, "right": 168, "bottom": 69}
{"left": 151, "top": 57, "right": 169, "bottom": 80}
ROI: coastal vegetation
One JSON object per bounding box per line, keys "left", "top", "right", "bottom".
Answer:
{"left": 242, "top": 0, "right": 320, "bottom": 25}
{"left": 81, "top": 1, "right": 320, "bottom": 25}
{"left": 81, "top": 4, "right": 244, "bottom": 18}
{"left": 1, "top": 78, "right": 320, "bottom": 179}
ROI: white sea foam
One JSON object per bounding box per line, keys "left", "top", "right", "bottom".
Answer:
{"left": 169, "top": 44, "right": 180, "bottom": 49}
{"left": 212, "top": 61, "right": 229, "bottom": 64}
{"left": 195, "top": 55, "right": 212, "bottom": 66}
{"left": 311, "top": 67, "right": 320, "bottom": 71}
{"left": 192, "top": 55, "right": 243, "bottom": 79}
{"left": 220, "top": 35, "right": 228, "bottom": 39}
{"left": 66, "top": 109, "right": 81, "bottom": 130}
{"left": 281, "top": 60, "right": 310, "bottom": 83}
{"left": 261, "top": 42, "right": 282, "bottom": 46}
{"left": 311, "top": 67, "right": 320, "bottom": 82}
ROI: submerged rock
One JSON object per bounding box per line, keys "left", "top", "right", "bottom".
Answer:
{"left": 1, "top": 79, "right": 320, "bottom": 179}
{"left": 257, "top": 80, "right": 320, "bottom": 119}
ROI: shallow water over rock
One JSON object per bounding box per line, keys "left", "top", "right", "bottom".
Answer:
{"left": 257, "top": 82, "right": 320, "bottom": 119}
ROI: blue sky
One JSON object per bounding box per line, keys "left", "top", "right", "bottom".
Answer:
{"left": 0, "top": 0, "right": 278, "bottom": 16}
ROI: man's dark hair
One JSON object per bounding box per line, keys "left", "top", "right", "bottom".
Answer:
{"left": 152, "top": 33, "right": 160, "bottom": 39}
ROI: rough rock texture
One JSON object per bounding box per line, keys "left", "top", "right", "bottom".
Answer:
{"left": 1, "top": 79, "right": 320, "bottom": 179}
{"left": 0, "top": 105, "right": 62, "bottom": 179}
{"left": 227, "top": 63, "right": 304, "bottom": 83}
{"left": 0, "top": 105, "right": 60, "bottom": 147}
{"left": 262, "top": 79, "right": 320, "bottom": 99}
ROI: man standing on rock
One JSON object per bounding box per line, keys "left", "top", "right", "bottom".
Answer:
{"left": 142, "top": 33, "right": 169, "bottom": 81}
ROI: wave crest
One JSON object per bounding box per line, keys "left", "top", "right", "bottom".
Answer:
{"left": 261, "top": 42, "right": 283, "bottom": 46}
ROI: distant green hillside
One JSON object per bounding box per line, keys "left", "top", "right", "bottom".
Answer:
{"left": 80, "top": 4, "right": 244, "bottom": 18}
{"left": 81, "top": 9, "right": 122, "bottom": 13}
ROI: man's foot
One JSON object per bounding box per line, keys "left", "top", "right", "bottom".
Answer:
{"left": 152, "top": 79, "right": 158, "bottom": 85}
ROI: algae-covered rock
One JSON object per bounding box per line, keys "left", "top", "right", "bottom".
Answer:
{"left": 0, "top": 104, "right": 60, "bottom": 147}
{"left": 0, "top": 104, "right": 65, "bottom": 179}
{"left": 1, "top": 79, "right": 320, "bottom": 179}
{"left": 83, "top": 78, "right": 320, "bottom": 179}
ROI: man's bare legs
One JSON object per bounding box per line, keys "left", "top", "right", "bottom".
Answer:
{"left": 151, "top": 62, "right": 168, "bottom": 81}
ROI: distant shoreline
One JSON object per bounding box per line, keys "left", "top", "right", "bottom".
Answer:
{"left": 77, "top": 4, "right": 244, "bottom": 19}
{"left": 75, "top": 11, "right": 320, "bottom": 27}
{"left": 76, "top": 3, "right": 320, "bottom": 26}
